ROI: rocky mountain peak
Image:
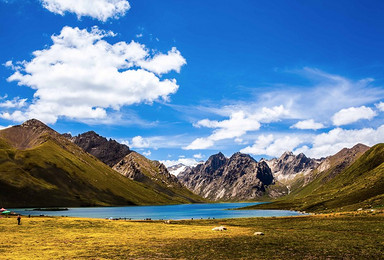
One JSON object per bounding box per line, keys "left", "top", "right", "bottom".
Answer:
{"left": 0, "top": 119, "right": 62, "bottom": 150}
{"left": 265, "top": 151, "right": 320, "bottom": 184}
{"left": 20, "top": 119, "right": 56, "bottom": 134}
{"left": 209, "top": 152, "right": 226, "bottom": 160}
{"left": 113, "top": 151, "right": 183, "bottom": 189}
{"left": 21, "top": 118, "right": 48, "bottom": 128}
{"left": 66, "top": 131, "right": 130, "bottom": 167}
{"left": 202, "top": 152, "right": 228, "bottom": 174}
{"left": 281, "top": 151, "right": 294, "bottom": 159}
{"left": 177, "top": 151, "right": 275, "bottom": 201}
{"left": 229, "top": 152, "right": 255, "bottom": 162}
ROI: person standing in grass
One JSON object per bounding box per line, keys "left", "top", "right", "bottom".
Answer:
{"left": 17, "top": 215, "right": 21, "bottom": 225}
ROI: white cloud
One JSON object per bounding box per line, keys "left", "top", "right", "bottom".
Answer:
{"left": 241, "top": 124, "right": 384, "bottom": 159}
{"left": 41, "top": 0, "right": 130, "bottom": 22}
{"left": 138, "top": 47, "right": 186, "bottom": 75}
{"left": 181, "top": 68, "right": 383, "bottom": 125}
{"left": 184, "top": 106, "right": 289, "bottom": 150}
{"left": 129, "top": 136, "right": 150, "bottom": 148}
{"left": 376, "top": 102, "right": 384, "bottom": 112}
{"left": 332, "top": 106, "right": 377, "bottom": 126}
{"left": 0, "top": 97, "right": 27, "bottom": 108}
{"left": 184, "top": 137, "right": 214, "bottom": 150}
{"left": 193, "top": 153, "right": 204, "bottom": 159}
{"left": 4, "top": 26, "right": 185, "bottom": 124}
{"left": 291, "top": 119, "right": 325, "bottom": 130}
{"left": 161, "top": 158, "right": 201, "bottom": 168}
{"left": 241, "top": 134, "right": 302, "bottom": 157}
{"left": 296, "top": 126, "right": 384, "bottom": 158}
{"left": 142, "top": 150, "right": 151, "bottom": 156}
{"left": 179, "top": 68, "right": 384, "bottom": 154}
{"left": 234, "top": 137, "right": 248, "bottom": 144}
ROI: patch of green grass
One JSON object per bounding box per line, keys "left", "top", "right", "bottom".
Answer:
{"left": 0, "top": 212, "right": 383, "bottom": 259}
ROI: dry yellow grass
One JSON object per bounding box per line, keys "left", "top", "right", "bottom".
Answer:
{"left": 0, "top": 216, "right": 251, "bottom": 259}
{"left": 0, "top": 212, "right": 383, "bottom": 259}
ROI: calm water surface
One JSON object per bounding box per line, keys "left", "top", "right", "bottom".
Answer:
{"left": 11, "top": 202, "right": 305, "bottom": 220}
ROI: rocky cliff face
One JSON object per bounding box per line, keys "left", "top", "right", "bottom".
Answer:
{"left": 262, "top": 152, "right": 321, "bottom": 184}
{"left": 113, "top": 151, "right": 181, "bottom": 188}
{"left": 112, "top": 152, "right": 203, "bottom": 202}
{"left": 177, "top": 152, "right": 274, "bottom": 201}
{"left": 65, "top": 131, "right": 130, "bottom": 167}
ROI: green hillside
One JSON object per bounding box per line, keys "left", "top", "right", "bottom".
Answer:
{"left": 244, "top": 144, "right": 384, "bottom": 212}
{"left": 0, "top": 120, "right": 203, "bottom": 208}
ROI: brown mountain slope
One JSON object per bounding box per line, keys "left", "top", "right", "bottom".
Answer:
{"left": 0, "top": 119, "right": 202, "bottom": 207}
{"left": 113, "top": 152, "right": 204, "bottom": 203}
{"left": 65, "top": 131, "right": 131, "bottom": 167}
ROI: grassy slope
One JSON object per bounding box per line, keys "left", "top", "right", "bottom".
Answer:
{"left": 0, "top": 135, "right": 201, "bottom": 208}
{"left": 246, "top": 143, "right": 384, "bottom": 212}
{"left": 0, "top": 212, "right": 383, "bottom": 259}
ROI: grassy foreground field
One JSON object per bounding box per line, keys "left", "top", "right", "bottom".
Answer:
{"left": 0, "top": 212, "right": 383, "bottom": 259}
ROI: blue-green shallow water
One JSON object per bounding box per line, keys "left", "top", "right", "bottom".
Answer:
{"left": 10, "top": 202, "right": 305, "bottom": 220}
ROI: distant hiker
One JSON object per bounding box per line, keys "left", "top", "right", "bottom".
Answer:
{"left": 17, "top": 215, "right": 21, "bottom": 225}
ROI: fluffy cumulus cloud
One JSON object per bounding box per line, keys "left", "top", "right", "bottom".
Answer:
{"left": 332, "top": 106, "right": 377, "bottom": 126}
{"left": 127, "top": 136, "right": 151, "bottom": 148}
{"left": 184, "top": 138, "right": 214, "bottom": 150}
{"left": 0, "top": 97, "right": 27, "bottom": 109}
{"left": 184, "top": 106, "right": 289, "bottom": 150}
{"left": 240, "top": 124, "right": 384, "bottom": 159}
{"left": 240, "top": 134, "right": 303, "bottom": 157}
{"left": 41, "top": 0, "right": 131, "bottom": 22}
{"left": 137, "top": 47, "right": 186, "bottom": 75}
{"left": 291, "top": 119, "right": 325, "bottom": 130}
{"left": 296, "top": 125, "right": 384, "bottom": 158}
{"left": 4, "top": 26, "right": 186, "bottom": 124}
{"left": 182, "top": 69, "right": 384, "bottom": 158}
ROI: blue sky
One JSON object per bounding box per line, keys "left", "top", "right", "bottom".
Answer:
{"left": 1, "top": 0, "right": 384, "bottom": 166}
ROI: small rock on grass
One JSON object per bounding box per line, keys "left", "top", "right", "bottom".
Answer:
{"left": 254, "top": 232, "right": 264, "bottom": 236}
{"left": 212, "top": 226, "right": 227, "bottom": 231}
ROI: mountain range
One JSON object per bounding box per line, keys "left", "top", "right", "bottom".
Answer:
{"left": 176, "top": 151, "right": 324, "bottom": 201}
{"left": 0, "top": 119, "right": 203, "bottom": 207}
{"left": 178, "top": 152, "right": 274, "bottom": 201}
{"left": 0, "top": 119, "right": 382, "bottom": 212}
{"left": 175, "top": 142, "right": 384, "bottom": 212}
{"left": 244, "top": 143, "right": 383, "bottom": 212}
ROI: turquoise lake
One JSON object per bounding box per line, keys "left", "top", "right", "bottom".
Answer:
{"left": 11, "top": 202, "right": 304, "bottom": 220}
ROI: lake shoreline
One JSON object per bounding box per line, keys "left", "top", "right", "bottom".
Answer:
{"left": 9, "top": 202, "right": 305, "bottom": 220}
